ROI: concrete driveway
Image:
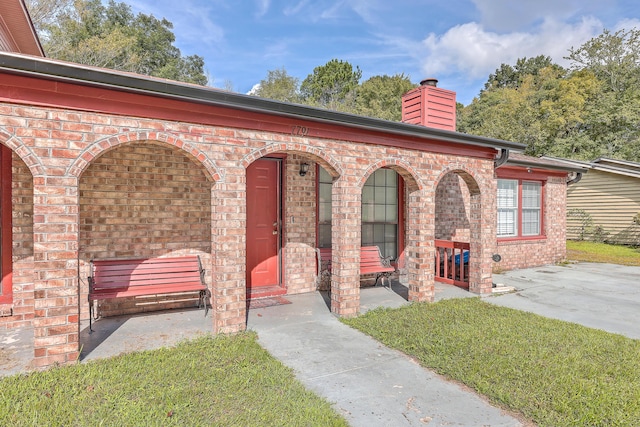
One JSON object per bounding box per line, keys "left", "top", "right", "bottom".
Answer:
{"left": 491, "top": 262, "right": 640, "bottom": 340}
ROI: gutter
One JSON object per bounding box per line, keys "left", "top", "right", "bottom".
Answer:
{"left": 505, "top": 158, "right": 587, "bottom": 174}
{"left": 566, "top": 172, "right": 583, "bottom": 185}
{"left": 0, "top": 52, "right": 525, "bottom": 152}
{"left": 494, "top": 149, "right": 509, "bottom": 168}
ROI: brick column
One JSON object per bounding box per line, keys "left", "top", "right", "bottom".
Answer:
{"left": 32, "top": 177, "right": 80, "bottom": 368}
{"left": 468, "top": 174, "right": 495, "bottom": 294}
{"left": 406, "top": 191, "right": 435, "bottom": 302}
{"left": 212, "top": 173, "right": 247, "bottom": 333}
{"left": 330, "top": 176, "right": 361, "bottom": 317}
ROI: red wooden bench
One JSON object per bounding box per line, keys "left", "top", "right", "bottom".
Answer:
{"left": 88, "top": 255, "right": 209, "bottom": 332}
{"left": 316, "top": 246, "right": 396, "bottom": 288}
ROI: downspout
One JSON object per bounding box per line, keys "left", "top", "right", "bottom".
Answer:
{"left": 494, "top": 148, "right": 509, "bottom": 168}
{"left": 567, "top": 172, "right": 583, "bottom": 185}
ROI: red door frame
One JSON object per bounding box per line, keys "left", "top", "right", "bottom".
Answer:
{"left": 0, "top": 145, "right": 12, "bottom": 304}
{"left": 246, "top": 157, "right": 286, "bottom": 298}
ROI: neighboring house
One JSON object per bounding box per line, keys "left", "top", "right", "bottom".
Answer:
{"left": 0, "top": 0, "right": 584, "bottom": 369}
{"left": 560, "top": 158, "right": 640, "bottom": 245}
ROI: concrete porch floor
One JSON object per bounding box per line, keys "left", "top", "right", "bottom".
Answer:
{"left": 0, "top": 281, "right": 470, "bottom": 377}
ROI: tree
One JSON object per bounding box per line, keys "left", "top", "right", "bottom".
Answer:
{"left": 566, "top": 28, "right": 640, "bottom": 92}
{"left": 300, "top": 59, "right": 362, "bottom": 111}
{"left": 565, "top": 28, "right": 640, "bottom": 160}
{"left": 24, "top": 0, "right": 73, "bottom": 34}
{"left": 29, "top": 0, "right": 208, "bottom": 85}
{"left": 251, "top": 68, "right": 300, "bottom": 103}
{"left": 483, "top": 55, "right": 564, "bottom": 91}
{"left": 355, "top": 74, "right": 416, "bottom": 121}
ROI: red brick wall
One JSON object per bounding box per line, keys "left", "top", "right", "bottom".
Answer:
{"left": 1, "top": 101, "right": 500, "bottom": 367}
{"left": 495, "top": 176, "right": 567, "bottom": 270}
{"left": 78, "top": 143, "right": 212, "bottom": 318}
{"left": 283, "top": 154, "right": 319, "bottom": 294}
{"left": 0, "top": 152, "right": 34, "bottom": 328}
{"left": 435, "top": 173, "right": 471, "bottom": 242}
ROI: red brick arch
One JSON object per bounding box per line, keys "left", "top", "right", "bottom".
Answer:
{"left": 434, "top": 164, "right": 486, "bottom": 196}
{"left": 0, "top": 128, "right": 45, "bottom": 177}
{"left": 241, "top": 142, "right": 343, "bottom": 178}
{"left": 66, "top": 131, "right": 223, "bottom": 182}
{"left": 358, "top": 158, "right": 422, "bottom": 192}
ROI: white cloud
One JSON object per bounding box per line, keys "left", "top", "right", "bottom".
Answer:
{"left": 471, "top": 0, "right": 603, "bottom": 31}
{"left": 256, "top": 0, "right": 271, "bottom": 18}
{"left": 419, "top": 17, "right": 604, "bottom": 81}
{"left": 247, "top": 83, "right": 261, "bottom": 95}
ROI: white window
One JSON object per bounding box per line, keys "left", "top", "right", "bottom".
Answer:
{"left": 497, "top": 179, "right": 542, "bottom": 238}
{"left": 497, "top": 179, "right": 518, "bottom": 237}
{"left": 522, "top": 182, "right": 541, "bottom": 236}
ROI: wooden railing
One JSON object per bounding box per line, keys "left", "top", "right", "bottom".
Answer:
{"left": 435, "top": 239, "right": 470, "bottom": 289}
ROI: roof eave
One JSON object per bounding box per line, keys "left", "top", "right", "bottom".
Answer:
{"left": 505, "top": 159, "right": 588, "bottom": 174}
{"left": 0, "top": 52, "right": 525, "bottom": 152}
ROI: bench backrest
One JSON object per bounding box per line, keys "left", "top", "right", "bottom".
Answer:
{"left": 90, "top": 256, "right": 203, "bottom": 291}
{"left": 360, "top": 246, "right": 393, "bottom": 273}
{"left": 317, "top": 246, "right": 393, "bottom": 273}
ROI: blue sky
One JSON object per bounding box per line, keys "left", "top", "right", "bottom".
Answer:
{"left": 126, "top": 0, "right": 640, "bottom": 105}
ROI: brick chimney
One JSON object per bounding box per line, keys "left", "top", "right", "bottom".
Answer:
{"left": 401, "top": 78, "right": 456, "bottom": 131}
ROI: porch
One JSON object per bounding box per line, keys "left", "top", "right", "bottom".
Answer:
{"left": 1, "top": 281, "right": 472, "bottom": 376}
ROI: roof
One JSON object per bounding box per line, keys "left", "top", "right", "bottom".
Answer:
{"left": 507, "top": 153, "right": 588, "bottom": 174}
{"left": 0, "top": 0, "right": 44, "bottom": 57}
{"left": 0, "top": 51, "right": 527, "bottom": 154}
{"left": 552, "top": 157, "right": 640, "bottom": 179}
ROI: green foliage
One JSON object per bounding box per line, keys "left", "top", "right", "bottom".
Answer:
{"left": 460, "top": 28, "right": 640, "bottom": 163}
{"left": 483, "top": 55, "right": 563, "bottom": 91}
{"left": 0, "top": 333, "right": 348, "bottom": 426}
{"left": 566, "top": 28, "right": 640, "bottom": 93}
{"left": 252, "top": 67, "right": 301, "bottom": 103}
{"left": 355, "top": 74, "right": 416, "bottom": 121}
{"left": 300, "top": 59, "right": 362, "bottom": 111}
{"left": 343, "top": 298, "right": 640, "bottom": 427}
{"left": 33, "top": 0, "right": 207, "bottom": 85}
{"left": 252, "top": 63, "right": 414, "bottom": 121}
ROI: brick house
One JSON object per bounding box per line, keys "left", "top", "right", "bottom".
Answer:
{"left": 0, "top": 0, "right": 584, "bottom": 369}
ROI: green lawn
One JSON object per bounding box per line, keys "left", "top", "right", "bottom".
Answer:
{"left": 342, "top": 298, "right": 640, "bottom": 427}
{"left": 567, "top": 240, "right": 640, "bottom": 266}
{"left": 0, "top": 333, "right": 348, "bottom": 427}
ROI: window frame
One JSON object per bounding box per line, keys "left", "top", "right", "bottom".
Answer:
{"left": 0, "top": 145, "right": 12, "bottom": 304}
{"left": 496, "top": 171, "right": 546, "bottom": 241}
{"left": 315, "top": 166, "right": 405, "bottom": 262}
{"left": 361, "top": 168, "right": 403, "bottom": 260}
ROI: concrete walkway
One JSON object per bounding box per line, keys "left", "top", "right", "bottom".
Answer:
{"left": 7, "top": 261, "right": 637, "bottom": 425}
{"left": 247, "top": 284, "right": 524, "bottom": 427}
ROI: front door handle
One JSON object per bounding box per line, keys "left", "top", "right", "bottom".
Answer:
{"left": 273, "top": 221, "right": 278, "bottom": 235}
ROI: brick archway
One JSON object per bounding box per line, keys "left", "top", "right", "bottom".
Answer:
{"left": 67, "top": 131, "right": 223, "bottom": 182}
{"left": 434, "top": 165, "right": 493, "bottom": 294}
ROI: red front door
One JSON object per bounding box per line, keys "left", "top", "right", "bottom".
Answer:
{"left": 246, "top": 158, "right": 282, "bottom": 296}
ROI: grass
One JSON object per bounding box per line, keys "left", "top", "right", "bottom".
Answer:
{"left": 566, "top": 240, "right": 640, "bottom": 266}
{"left": 342, "top": 298, "right": 640, "bottom": 427}
{"left": 0, "top": 332, "right": 348, "bottom": 427}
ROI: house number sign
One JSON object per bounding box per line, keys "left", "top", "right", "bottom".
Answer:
{"left": 291, "top": 125, "right": 309, "bottom": 137}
